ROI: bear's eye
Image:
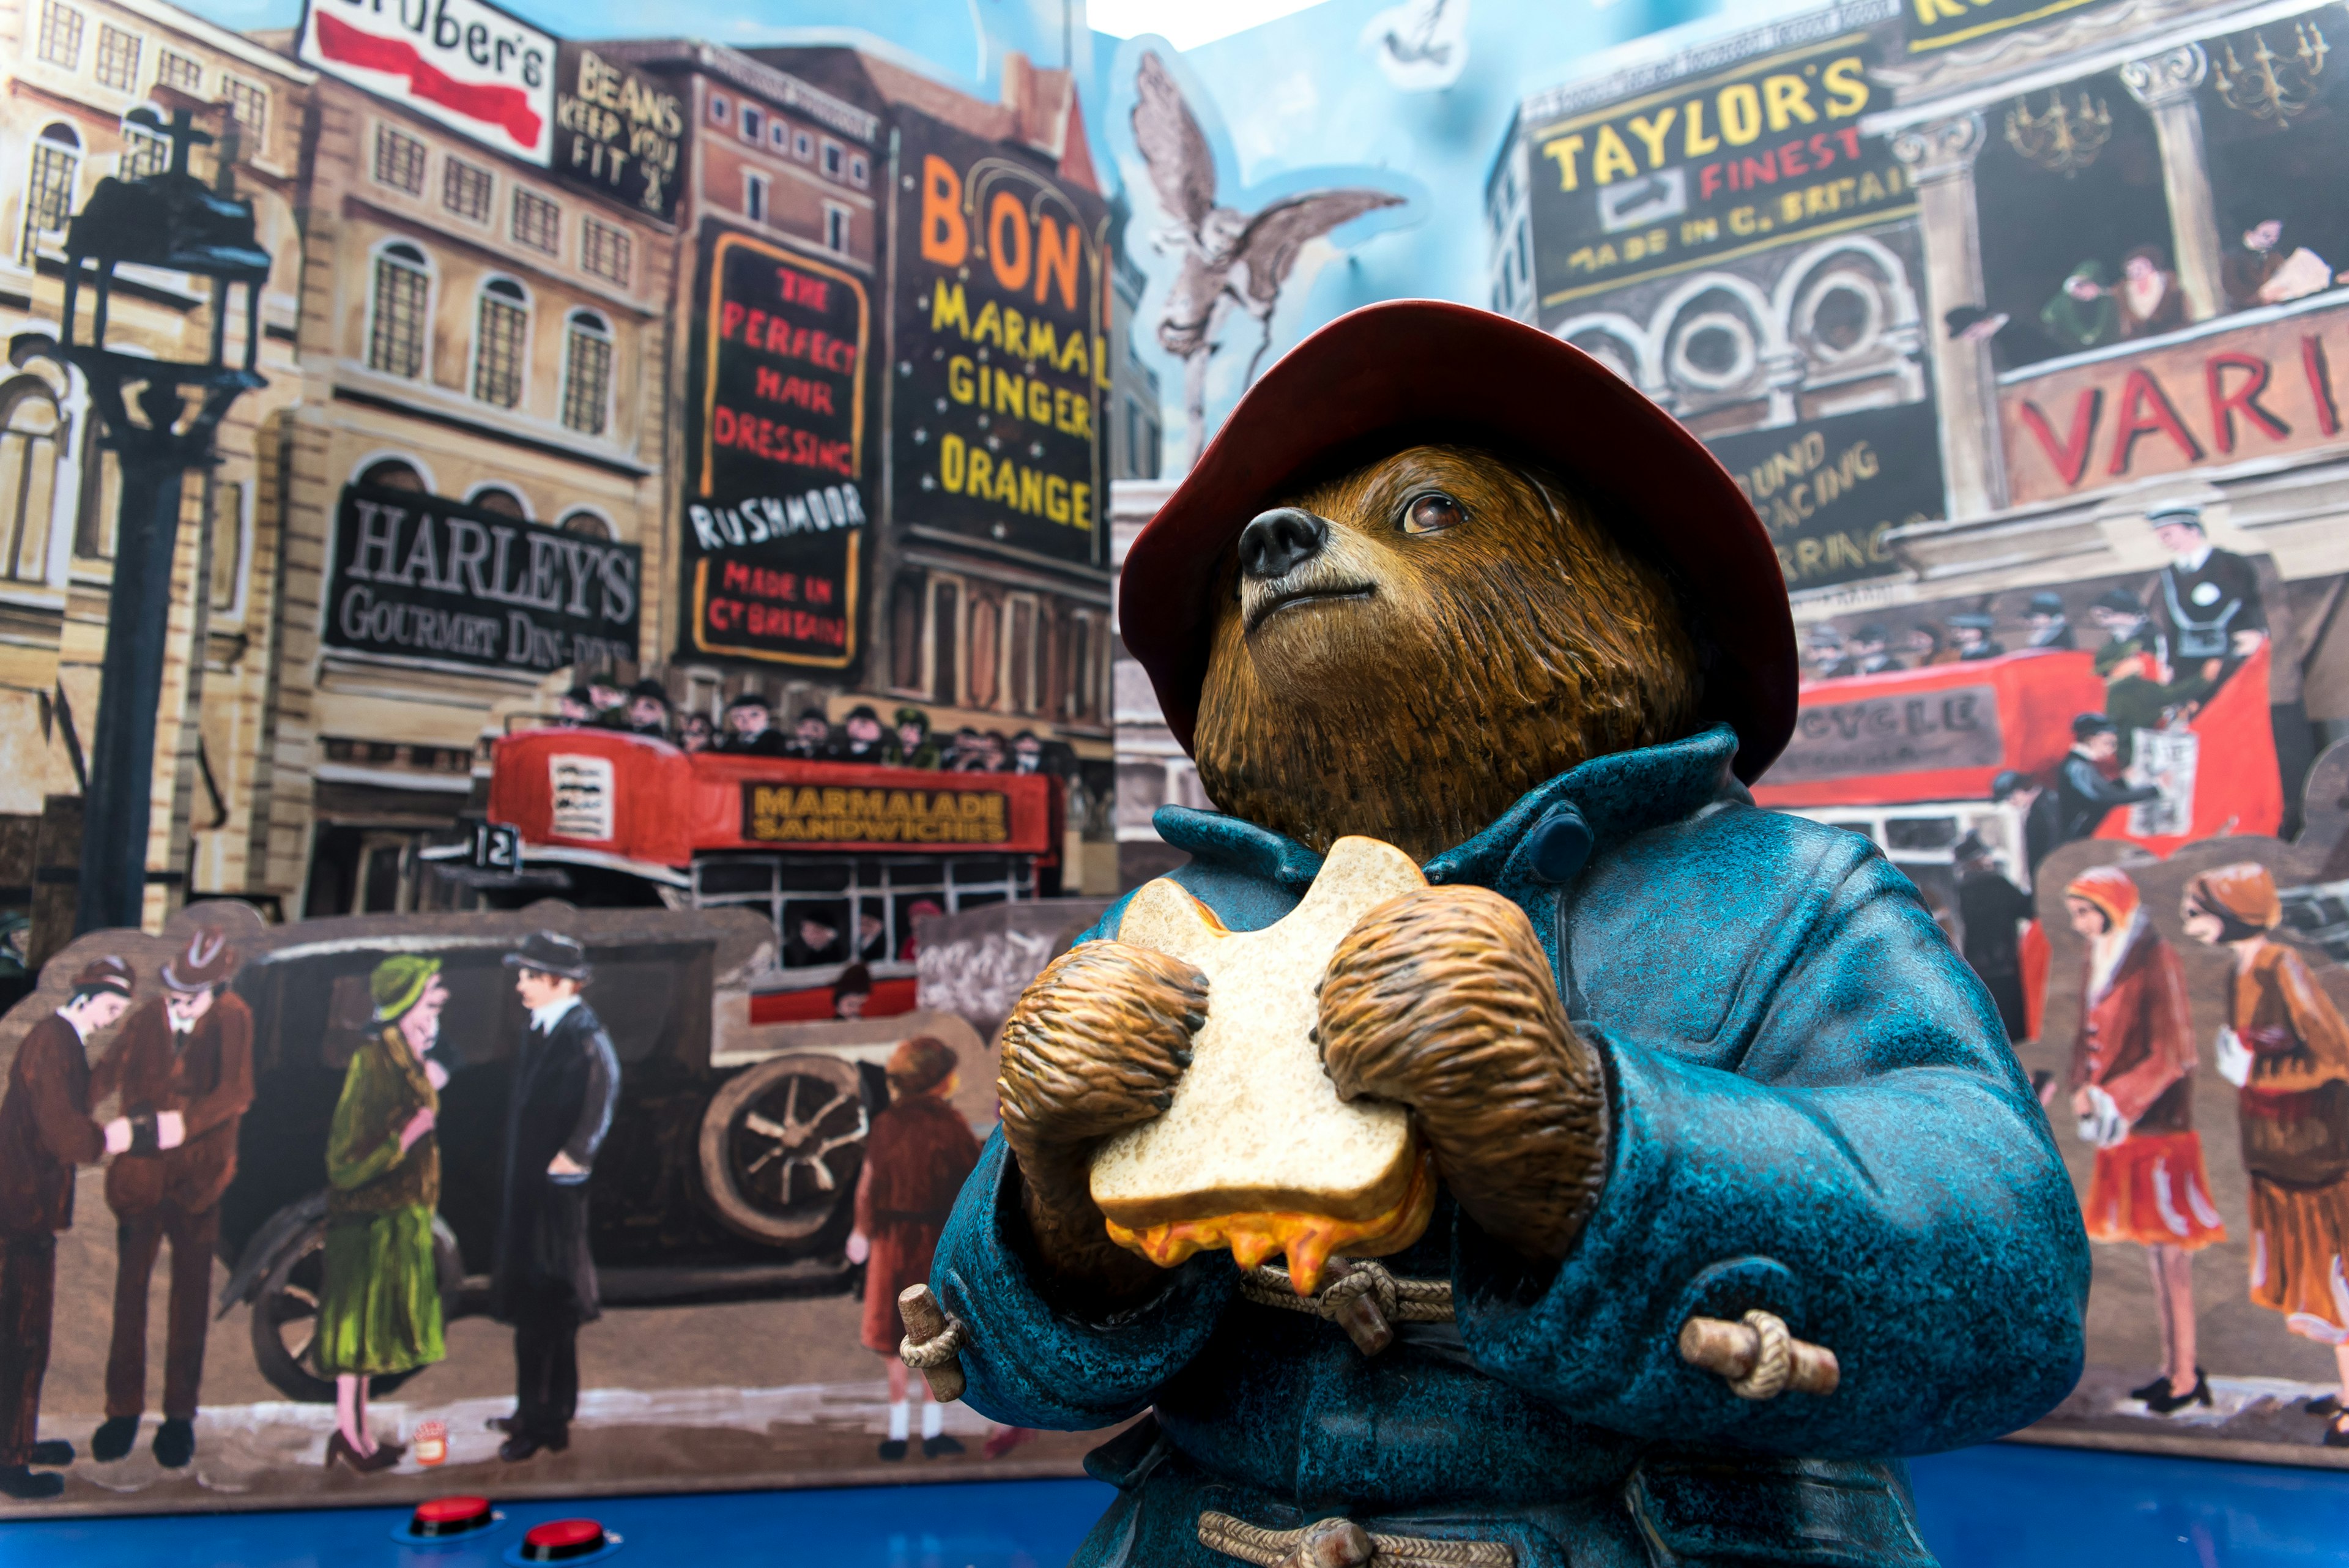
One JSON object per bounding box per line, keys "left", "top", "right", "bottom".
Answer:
{"left": 1401, "top": 492, "right": 1464, "bottom": 535}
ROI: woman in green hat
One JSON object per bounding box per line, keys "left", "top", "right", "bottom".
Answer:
{"left": 318, "top": 954, "right": 450, "bottom": 1471}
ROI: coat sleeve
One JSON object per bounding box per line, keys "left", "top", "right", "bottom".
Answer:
{"left": 2096, "top": 942, "right": 2194, "bottom": 1124}
{"left": 24, "top": 1027, "right": 104, "bottom": 1167}
{"left": 184, "top": 1000, "right": 254, "bottom": 1139}
{"left": 930, "top": 1131, "right": 1237, "bottom": 1431}
{"left": 325, "top": 1047, "right": 410, "bottom": 1191}
{"left": 1451, "top": 846, "right": 2088, "bottom": 1458}
{"left": 555, "top": 1023, "right": 619, "bottom": 1176}
{"left": 2245, "top": 949, "right": 2349, "bottom": 1091}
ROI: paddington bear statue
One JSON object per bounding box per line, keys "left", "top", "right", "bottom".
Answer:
{"left": 929, "top": 301, "right": 2087, "bottom": 1568}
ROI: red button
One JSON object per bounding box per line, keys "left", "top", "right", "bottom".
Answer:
{"left": 408, "top": 1495, "right": 494, "bottom": 1537}
{"left": 521, "top": 1519, "right": 609, "bottom": 1561}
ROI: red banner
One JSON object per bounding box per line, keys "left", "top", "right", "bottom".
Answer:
{"left": 487, "top": 729, "right": 1058, "bottom": 865}
{"left": 1753, "top": 650, "right": 2104, "bottom": 808}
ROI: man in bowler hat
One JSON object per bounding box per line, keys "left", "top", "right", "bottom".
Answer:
{"left": 0, "top": 957, "right": 133, "bottom": 1499}
{"left": 91, "top": 928, "right": 250, "bottom": 1470}
{"left": 490, "top": 933, "right": 619, "bottom": 1461}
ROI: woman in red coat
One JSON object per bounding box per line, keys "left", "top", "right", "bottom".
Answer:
{"left": 2065, "top": 866, "right": 2224, "bottom": 1413}
{"left": 847, "top": 1037, "right": 978, "bottom": 1460}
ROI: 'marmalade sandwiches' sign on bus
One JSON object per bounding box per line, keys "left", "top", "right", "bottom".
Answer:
{"left": 297, "top": 0, "right": 555, "bottom": 166}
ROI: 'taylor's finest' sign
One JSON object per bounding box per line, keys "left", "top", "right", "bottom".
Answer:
{"left": 326, "top": 483, "right": 640, "bottom": 673}
{"left": 299, "top": 0, "right": 555, "bottom": 165}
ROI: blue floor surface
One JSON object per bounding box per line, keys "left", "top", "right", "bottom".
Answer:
{"left": 3, "top": 1444, "right": 2347, "bottom": 1566}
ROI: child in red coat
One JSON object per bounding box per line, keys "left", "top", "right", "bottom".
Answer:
{"left": 848, "top": 1037, "right": 978, "bottom": 1458}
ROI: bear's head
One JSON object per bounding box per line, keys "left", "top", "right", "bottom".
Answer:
{"left": 1193, "top": 442, "right": 1702, "bottom": 863}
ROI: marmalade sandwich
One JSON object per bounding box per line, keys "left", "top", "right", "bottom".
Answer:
{"left": 1089, "top": 836, "right": 1435, "bottom": 1295}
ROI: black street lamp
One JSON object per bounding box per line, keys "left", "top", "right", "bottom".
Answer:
{"left": 9, "top": 102, "right": 270, "bottom": 934}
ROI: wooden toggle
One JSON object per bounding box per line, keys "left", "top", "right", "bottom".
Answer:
{"left": 897, "top": 1283, "right": 968, "bottom": 1402}
{"left": 1677, "top": 1310, "right": 1839, "bottom": 1399}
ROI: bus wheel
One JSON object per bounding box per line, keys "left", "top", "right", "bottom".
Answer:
{"left": 699, "top": 1053, "right": 869, "bottom": 1246}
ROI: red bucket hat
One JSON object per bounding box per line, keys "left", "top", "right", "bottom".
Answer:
{"left": 1118, "top": 300, "right": 1797, "bottom": 783}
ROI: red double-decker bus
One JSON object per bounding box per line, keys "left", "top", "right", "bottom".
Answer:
{"left": 428, "top": 726, "right": 1064, "bottom": 1020}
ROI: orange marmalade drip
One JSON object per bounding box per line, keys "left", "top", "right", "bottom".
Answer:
{"left": 1101, "top": 1152, "right": 1437, "bottom": 1295}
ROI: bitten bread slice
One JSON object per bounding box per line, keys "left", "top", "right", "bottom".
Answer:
{"left": 1089, "top": 836, "right": 1428, "bottom": 1246}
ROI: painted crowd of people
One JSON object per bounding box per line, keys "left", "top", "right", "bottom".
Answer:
{"left": 551, "top": 677, "right": 1070, "bottom": 779}
{"left": 0, "top": 926, "right": 620, "bottom": 1496}
{"left": 1805, "top": 505, "right": 2267, "bottom": 708}
{"left": 2055, "top": 860, "right": 2349, "bottom": 1447}
{"left": 1943, "top": 215, "right": 2338, "bottom": 370}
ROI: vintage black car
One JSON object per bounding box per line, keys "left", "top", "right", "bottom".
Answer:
{"left": 211, "top": 905, "right": 905, "bottom": 1402}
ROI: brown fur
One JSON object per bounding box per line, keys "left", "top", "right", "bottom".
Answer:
{"left": 1195, "top": 445, "right": 1700, "bottom": 863}
{"left": 1318, "top": 886, "right": 1608, "bottom": 1260}
{"left": 997, "top": 941, "right": 1206, "bottom": 1306}
{"left": 997, "top": 442, "right": 1677, "bottom": 1287}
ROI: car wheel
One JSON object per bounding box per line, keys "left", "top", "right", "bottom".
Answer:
{"left": 699, "top": 1053, "right": 869, "bottom": 1246}
{"left": 248, "top": 1208, "right": 464, "bottom": 1403}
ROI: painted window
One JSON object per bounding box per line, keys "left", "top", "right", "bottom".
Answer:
{"left": 561, "top": 310, "right": 612, "bottom": 436}
{"left": 21, "top": 124, "right": 81, "bottom": 264}
{"left": 443, "top": 157, "right": 491, "bottom": 221}
{"left": 367, "top": 241, "right": 430, "bottom": 379}
{"left": 94, "top": 24, "right": 140, "bottom": 91}
{"left": 581, "top": 216, "right": 631, "bottom": 285}
{"left": 511, "top": 187, "right": 559, "bottom": 253}
{"left": 155, "top": 46, "right": 199, "bottom": 92}
{"left": 0, "top": 377, "right": 63, "bottom": 585}
{"left": 473, "top": 278, "right": 529, "bottom": 409}
{"left": 35, "top": 1, "right": 83, "bottom": 67}
{"left": 745, "top": 171, "right": 769, "bottom": 225}
{"left": 373, "top": 124, "right": 426, "bottom": 195}
{"left": 121, "top": 114, "right": 171, "bottom": 179}
{"left": 224, "top": 76, "right": 266, "bottom": 142}
{"left": 823, "top": 203, "right": 849, "bottom": 254}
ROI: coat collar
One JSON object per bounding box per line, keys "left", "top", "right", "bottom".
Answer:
{"left": 1151, "top": 724, "right": 1744, "bottom": 893}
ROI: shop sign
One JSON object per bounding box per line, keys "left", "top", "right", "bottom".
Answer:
{"left": 297, "top": 0, "right": 554, "bottom": 165}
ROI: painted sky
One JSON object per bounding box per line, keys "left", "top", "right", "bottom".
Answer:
{"left": 170, "top": 0, "right": 1832, "bottom": 466}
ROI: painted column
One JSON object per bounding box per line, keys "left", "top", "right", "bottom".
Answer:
{"left": 2120, "top": 44, "right": 2224, "bottom": 325}
{"left": 1891, "top": 113, "right": 2005, "bottom": 519}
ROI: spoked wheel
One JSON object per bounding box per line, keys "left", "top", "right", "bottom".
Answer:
{"left": 248, "top": 1211, "right": 461, "bottom": 1403}
{"left": 698, "top": 1053, "right": 869, "bottom": 1246}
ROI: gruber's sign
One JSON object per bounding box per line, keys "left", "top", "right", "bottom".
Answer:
{"left": 1704, "top": 402, "right": 1945, "bottom": 591}
{"left": 298, "top": 0, "right": 554, "bottom": 165}
{"left": 894, "top": 110, "right": 1107, "bottom": 567}
{"left": 1527, "top": 34, "right": 1910, "bottom": 316}
{"left": 741, "top": 783, "right": 1011, "bottom": 845}
{"left": 554, "top": 44, "right": 685, "bottom": 221}
{"left": 681, "top": 224, "right": 870, "bottom": 668}
{"left": 2000, "top": 297, "right": 2349, "bottom": 505}
{"left": 325, "top": 483, "right": 640, "bottom": 672}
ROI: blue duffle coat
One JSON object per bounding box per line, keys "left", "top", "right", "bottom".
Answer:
{"left": 933, "top": 726, "right": 2088, "bottom": 1568}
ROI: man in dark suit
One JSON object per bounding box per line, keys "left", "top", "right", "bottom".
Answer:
{"left": 0, "top": 958, "right": 132, "bottom": 1500}
{"left": 1992, "top": 770, "right": 2063, "bottom": 880}
{"left": 2145, "top": 503, "right": 2265, "bottom": 688}
{"left": 2055, "top": 713, "right": 2163, "bottom": 846}
{"left": 490, "top": 933, "right": 619, "bottom": 1462}
{"left": 1953, "top": 832, "right": 2033, "bottom": 1043}
{"left": 91, "top": 929, "right": 250, "bottom": 1470}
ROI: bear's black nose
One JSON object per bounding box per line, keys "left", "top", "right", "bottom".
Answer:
{"left": 1237, "top": 508, "right": 1329, "bottom": 580}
